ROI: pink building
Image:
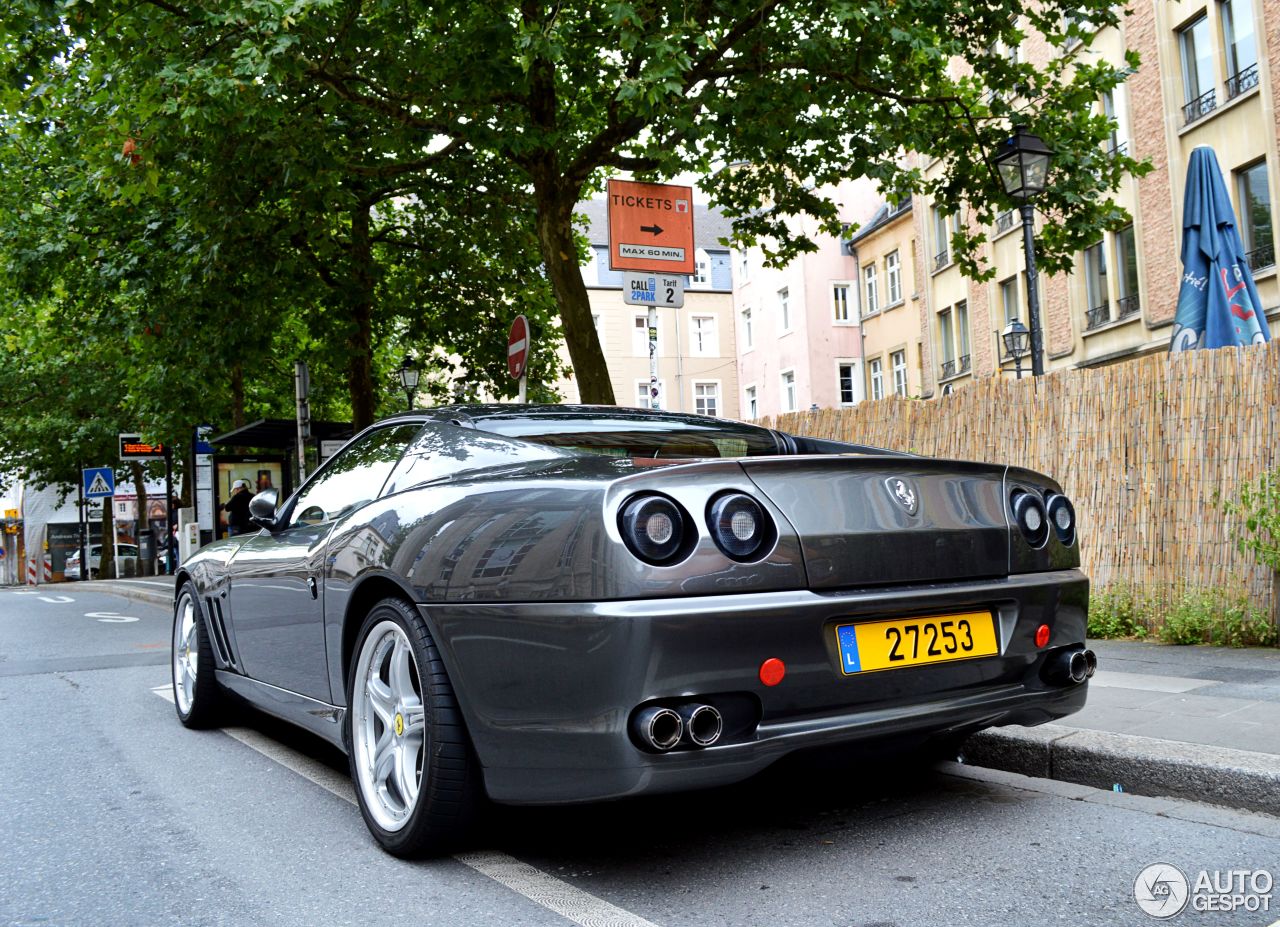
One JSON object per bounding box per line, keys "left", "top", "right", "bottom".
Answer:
{"left": 732, "top": 180, "right": 881, "bottom": 419}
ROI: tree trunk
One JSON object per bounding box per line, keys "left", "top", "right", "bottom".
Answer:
{"left": 99, "top": 499, "right": 115, "bottom": 580}
{"left": 131, "top": 461, "right": 150, "bottom": 577}
{"left": 347, "top": 201, "right": 377, "bottom": 429}
{"left": 230, "top": 362, "right": 246, "bottom": 428}
{"left": 534, "top": 189, "right": 616, "bottom": 405}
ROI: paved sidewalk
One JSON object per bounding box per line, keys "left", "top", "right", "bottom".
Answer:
{"left": 965, "top": 639, "right": 1280, "bottom": 815}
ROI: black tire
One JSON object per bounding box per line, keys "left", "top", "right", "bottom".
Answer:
{"left": 345, "top": 597, "right": 483, "bottom": 857}
{"left": 172, "top": 582, "right": 223, "bottom": 729}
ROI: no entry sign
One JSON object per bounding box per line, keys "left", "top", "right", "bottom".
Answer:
{"left": 507, "top": 315, "right": 530, "bottom": 380}
{"left": 607, "top": 179, "right": 695, "bottom": 275}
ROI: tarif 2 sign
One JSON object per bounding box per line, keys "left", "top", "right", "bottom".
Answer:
{"left": 607, "top": 179, "right": 695, "bottom": 275}
{"left": 622, "top": 273, "right": 685, "bottom": 309}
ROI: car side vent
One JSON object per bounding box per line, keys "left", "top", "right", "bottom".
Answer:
{"left": 204, "top": 596, "right": 236, "bottom": 669}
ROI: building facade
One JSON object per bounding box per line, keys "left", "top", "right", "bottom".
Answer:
{"left": 913, "top": 0, "right": 1278, "bottom": 395}
{"left": 731, "top": 179, "right": 880, "bottom": 419}
{"left": 847, "top": 198, "right": 928, "bottom": 400}
{"left": 557, "top": 200, "right": 740, "bottom": 418}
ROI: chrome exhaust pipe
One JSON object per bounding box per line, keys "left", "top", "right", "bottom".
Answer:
{"left": 1044, "top": 648, "right": 1089, "bottom": 686}
{"left": 1083, "top": 649, "right": 1097, "bottom": 679}
{"left": 1068, "top": 650, "right": 1089, "bottom": 684}
{"left": 631, "top": 706, "right": 683, "bottom": 752}
{"left": 678, "top": 703, "right": 724, "bottom": 748}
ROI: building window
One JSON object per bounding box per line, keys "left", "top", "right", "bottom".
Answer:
{"left": 1221, "top": 0, "right": 1259, "bottom": 99}
{"left": 885, "top": 251, "right": 902, "bottom": 305}
{"left": 738, "top": 248, "right": 749, "bottom": 282}
{"left": 591, "top": 314, "right": 603, "bottom": 337}
{"left": 1115, "top": 224, "right": 1141, "bottom": 317}
{"left": 633, "top": 314, "right": 659, "bottom": 356}
{"left": 690, "top": 315, "right": 717, "bottom": 356}
{"left": 1238, "top": 159, "right": 1275, "bottom": 269}
{"left": 838, "top": 362, "right": 858, "bottom": 405}
{"left": 778, "top": 287, "right": 791, "bottom": 332}
{"left": 999, "top": 275, "right": 1020, "bottom": 324}
{"left": 891, "top": 350, "right": 908, "bottom": 397}
{"left": 635, "top": 379, "right": 665, "bottom": 410}
{"left": 832, "top": 283, "right": 852, "bottom": 322}
{"left": 744, "top": 385, "right": 757, "bottom": 419}
{"left": 693, "top": 248, "right": 711, "bottom": 286}
{"left": 869, "top": 358, "right": 884, "bottom": 400}
{"left": 1083, "top": 241, "right": 1110, "bottom": 329}
{"left": 931, "top": 205, "right": 950, "bottom": 270}
{"left": 693, "top": 382, "right": 720, "bottom": 417}
{"left": 740, "top": 306, "right": 754, "bottom": 350}
{"left": 781, "top": 370, "right": 797, "bottom": 412}
{"left": 863, "top": 264, "right": 879, "bottom": 314}
{"left": 937, "top": 308, "right": 955, "bottom": 379}
{"left": 1101, "top": 89, "right": 1128, "bottom": 156}
{"left": 955, "top": 301, "right": 970, "bottom": 373}
{"left": 1179, "top": 15, "right": 1216, "bottom": 124}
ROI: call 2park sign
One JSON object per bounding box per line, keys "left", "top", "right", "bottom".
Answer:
{"left": 606, "top": 179, "right": 695, "bottom": 276}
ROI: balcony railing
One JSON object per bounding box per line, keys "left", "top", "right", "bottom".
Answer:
{"left": 1226, "top": 63, "right": 1259, "bottom": 101}
{"left": 995, "top": 210, "right": 1016, "bottom": 234}
{"left": 959, "top": 354, "right": 971, "bottom": 373}
{"left": 933, "top": 249, "right": 950, "bottom": 272}
{"left": 1182, "top": 88, "right": 1216, "bottom": 126}
{"left": 1117, "top": 294, "right": 1141, "bottom": 319}
{"left": 1246, "top": 240, "right": 1276, "bottom": 271}
{"left": 1085, "top": 303, "right": 1112, "bottom": 330}
{"left": 940, "top": 359, "right": 957, "bottom": 380}
{"left": 1107, "top": 140, "right": 1129, "bottom": 158}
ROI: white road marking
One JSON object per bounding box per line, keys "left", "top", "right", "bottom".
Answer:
{"left": 38, "top": 595, "right": 75, "bottom": 604}
{"left": 149, "top": 685, "right": 663, "bottom": 927}
{"left": 1089, "top": 671, "right": 1213, "bottom": 693}
{"left": 85, "top": 611, "right": 140, "bottom": 623}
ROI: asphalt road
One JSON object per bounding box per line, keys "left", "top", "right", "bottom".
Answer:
{"left": 2, "top": 585, "right": 1278, "bottom": 927}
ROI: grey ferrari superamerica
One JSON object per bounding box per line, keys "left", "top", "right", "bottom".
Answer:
{"left": 171, "top": 404, "right": 1092, "bottom": 856}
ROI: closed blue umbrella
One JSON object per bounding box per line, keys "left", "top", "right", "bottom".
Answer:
{"left": 1170, "top": 146, "right": 1271, "bottom": 351}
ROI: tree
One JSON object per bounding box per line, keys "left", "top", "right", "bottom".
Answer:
{"left": 6, "top": 0, "right": 1141, "bottom": 408}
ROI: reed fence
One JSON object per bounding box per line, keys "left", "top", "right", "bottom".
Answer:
{"left": 757, "top": 342, "right": 1280, "bottom": 617}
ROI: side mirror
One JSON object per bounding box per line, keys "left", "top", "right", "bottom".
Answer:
{"left": 249, "top": 489, "right": 281, "bottom": 530}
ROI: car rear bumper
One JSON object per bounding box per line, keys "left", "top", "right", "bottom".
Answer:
{"left": 422, "top": 569, "right": 1089, "bottom": 804}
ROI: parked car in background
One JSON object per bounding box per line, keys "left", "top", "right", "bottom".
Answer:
{"left": 65, "top": 543, "right": 139, "bottom": 580}
{"left": 170, "top": 405, "right": 1091, "bottom": 857}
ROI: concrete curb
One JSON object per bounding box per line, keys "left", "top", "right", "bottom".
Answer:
{"left": 962, "top": 723, "right": 1280, "bottom": 817}
{"left": 68, "top": 580, "right": 175, "bottom": 609}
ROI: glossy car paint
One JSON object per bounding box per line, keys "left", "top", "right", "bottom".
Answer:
{"left": 176, "top": 405, "right": 1090, "bottom": 804}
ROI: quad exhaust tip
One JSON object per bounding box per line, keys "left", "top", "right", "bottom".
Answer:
{"left": 679, "top": 703, "right": 724, "bottom": 748}
{"left": 631, "top": 706, "right": 683, "bottom": 752}
{"left": 631, "top": 703, "right": 724, "bottom": 752}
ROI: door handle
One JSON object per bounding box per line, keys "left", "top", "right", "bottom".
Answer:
{"left": 307, "top": 576, "right": 318, "bottom": 599}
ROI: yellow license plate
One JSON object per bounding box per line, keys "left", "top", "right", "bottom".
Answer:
{"left": 835, "top": 611, "right": 999, "bottom": 675}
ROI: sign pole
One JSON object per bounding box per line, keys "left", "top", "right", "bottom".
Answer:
{"left": 77, "top": 464, "right": 87, "bottom": 583}
{"left": 518, "top": 373, "right": 527, "bottom": 404}
{"left": 163, "top": 447, "right": 175, "bottom": 576}
{"left": 648, "top": 305, "right": 660, "bottom": 410}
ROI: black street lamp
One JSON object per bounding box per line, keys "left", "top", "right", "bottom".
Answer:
{"left": 1002, "top": 319, "right": 1030, "bottom": 380}
{"left": 396, "top": 355, "right": 420, "bottom": 411}
{"left": 992, "top": 126, "right": 1054, "bottom": 377}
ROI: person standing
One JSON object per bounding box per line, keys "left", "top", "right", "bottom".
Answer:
{"left": 222, "top": 479, "right": 253, "bottom": 537}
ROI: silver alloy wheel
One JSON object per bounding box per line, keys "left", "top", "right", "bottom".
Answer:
{"left": 172, "top": 596, "right": 198, "bottom": 715}
{"left": 351, "top": 620, "right": 426, "bottom": 832}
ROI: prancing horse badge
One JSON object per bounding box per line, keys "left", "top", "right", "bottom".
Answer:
{"left": 885, "top": 477, "right": 919, "bottom": 516}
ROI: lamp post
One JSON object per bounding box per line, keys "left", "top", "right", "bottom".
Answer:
{"left": 991, "top": 127, "right": 1054, "bottom": 377}
{"left": 1002, "top": 319, "right": 1030, "bottom": 380}
{"left": 396, "top": 355, "right": 420, "bottom": 411}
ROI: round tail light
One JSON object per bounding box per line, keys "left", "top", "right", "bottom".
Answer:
{"left": 1045, "top": 494, "right": 1076, "bottom": 546}
{"left": 619, "top": 494, "right": 691, "bottom": 565}
{"left": 707, "top": 493, "right": 774, "bottom": 561}
{"left": 1010, "top": 490, "right": 1049, "bottom": 548}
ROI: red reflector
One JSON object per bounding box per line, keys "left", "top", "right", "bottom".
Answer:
{"left": 1035, "top": 624, "right": 1051, "bottom": 648}
{"left": 759, "top": 658, "right": 786, "bottom": 687}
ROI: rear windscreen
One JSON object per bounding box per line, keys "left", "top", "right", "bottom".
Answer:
{"left": 475, "top": 417, "right": 784, "bottom": 459}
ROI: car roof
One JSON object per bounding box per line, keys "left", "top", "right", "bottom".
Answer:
{"left": 379, "top": 404, "right": 775, "bottom": 432}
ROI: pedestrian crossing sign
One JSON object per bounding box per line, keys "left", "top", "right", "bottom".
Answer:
{"left": 83, "top": 467, "right": 115, "bottom": 499}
